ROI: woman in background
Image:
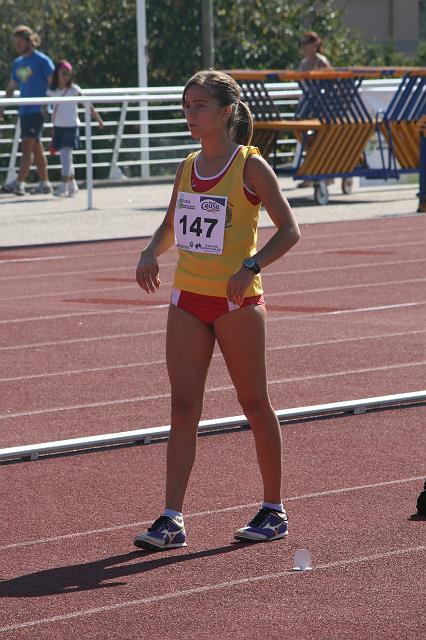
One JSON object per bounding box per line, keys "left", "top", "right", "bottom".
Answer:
{"left": 296, "top": 32, "right": 332, "bottom": 187}
{"left": 299, "top": 31, "right": 331, "bottom": 71}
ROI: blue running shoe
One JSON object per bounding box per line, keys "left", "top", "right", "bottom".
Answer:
{"left": 134, "top": 515, "right": 187, "bottom": 550}
{"left": 234, "top": 507, "right": 289, "bottom": 542}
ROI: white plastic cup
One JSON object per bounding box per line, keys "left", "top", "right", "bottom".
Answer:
{"left": 292, "top": 548, "right": 312, "bottom": 571}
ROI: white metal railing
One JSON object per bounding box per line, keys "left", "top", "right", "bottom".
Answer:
{"left": 0, "top": 87, "right": 193, "bottom": 190}
{"left": 0, "top": 79, "right": 401, "bottom": 209}
{"left": 1, "top": 390, "right": 424, "bottom": 462}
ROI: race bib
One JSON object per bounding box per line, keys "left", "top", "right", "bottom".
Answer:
{"left": 174, "top": 191, "right": 227, "bottom": 254}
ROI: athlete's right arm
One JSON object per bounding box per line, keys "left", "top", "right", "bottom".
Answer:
{"left": 136, "top": 161, "right": 184, "bottom": 293}
{"left": 0, "top": 80, "right": 17, "bottom": 121}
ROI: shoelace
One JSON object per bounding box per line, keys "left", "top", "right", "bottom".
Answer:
{"left": 247, "top": 508, "right": 275, "bottom": 528}
{"left": 148, "top": 515, "right": 172, "bottom": 532}
{"left": 247, "top": 507, "right": 287, "bottom": 527}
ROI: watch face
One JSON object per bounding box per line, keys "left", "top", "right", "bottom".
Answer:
{"left": 244, "top": 258, "right": 256, "bottom": 268}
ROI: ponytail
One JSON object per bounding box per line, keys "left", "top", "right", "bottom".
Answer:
{"left": 230, "top": 101, "right": 253, "bottom": 146}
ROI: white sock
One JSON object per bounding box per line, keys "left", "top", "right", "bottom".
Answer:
{"left": 262, "top": 501, "right": 284, "bottom": 513}
{"left": 164, "top": 508, "right": 183, "bottom": 520}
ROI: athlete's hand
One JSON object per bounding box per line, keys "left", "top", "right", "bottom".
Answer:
{"left": 226, "top": 268, "right": 255, "bottom": 306}
{"left": 136, "top": 251, "right": 161, "bottom": 293}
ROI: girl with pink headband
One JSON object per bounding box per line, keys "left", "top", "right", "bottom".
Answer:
{"left": 48, "top": 59, "right": 104, "bottom": 197}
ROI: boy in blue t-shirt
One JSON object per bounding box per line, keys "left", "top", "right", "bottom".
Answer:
{"left": 0, "top": 26, "right": 54, "bottom": 195}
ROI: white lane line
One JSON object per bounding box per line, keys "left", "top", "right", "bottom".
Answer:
{"left": 0, "top": 250, "right": 154, "bottom": 265}
{"left": 0, "top": 545, "right": 424, "bottom": 632}
{"left": 299, "top": 239, "right": 425, "bottom": 255}
{"left": 0, "top": 255, "right": 70, "bottom": 264}
{"left": 269, "top": 301, "right": 426, "bottom": 322}
{"left": 262, "top": 258, "right": 426, "bottom": 278}
{"left": 0, "top": 256, "right": 424, "bottom": 283}
{"left": 0, "top": 230, "right": 423, "bottom": 266}
{"left": 0, "top": 476, "right": 422, "bottom": 551}
{"left": 0, "top": 237, "right": 424, "bottom": 289}
{"left": 0, "top": 358, "right": 167, "bottom": 383}
{"left": 1, "top": 361, "right": 425, "bottom": 420}
{"left": 268, "top": 361, "right": 426, "bottom": 385}
{"left": 2, "top": 302, "right": 425, "bottom": 351}
{"left": 0, "top": 248, "right": 143, "bottom": 265}
{"left": 3, "top": 275, "right": 425, "bottom": 303}
{"left": 2, "top": 283, "right": 144, "bottom": 301}
{"left": 1, "top": 299, "right": 425, "bottom": 332}
{"left": 265, "top": 277, "right": 426, "bottom": 298}
{"left": 296, "top": 222, "right": 422, "bottom": 241}
{"left": 1, "top": 329, "right": 425, "bottom": 384}
{"left": 0, "top": 306, "right": 169, "bottom": 325}
{"left": 0, "top": 329, "right": 166, "bottom": 352}
{"left": 0, "top": 221, "right": 413, "bottom": 267}
{"left": 0, "top": 265, "right": 134, "bottom": 282}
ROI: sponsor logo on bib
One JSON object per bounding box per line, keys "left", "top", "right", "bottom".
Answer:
{"left": 200, "top": 196, "right": 226, "bottom": 212}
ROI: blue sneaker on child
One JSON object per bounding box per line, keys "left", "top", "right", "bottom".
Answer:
{"left": 234, "top": 507, "right": 289, "bottom": 542}
{"left": 134, "top": 515, "right": 187, "bottom": 550}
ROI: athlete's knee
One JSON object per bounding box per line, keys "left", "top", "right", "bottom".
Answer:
{"left": 238, "top": 390, "right": 272, "bottom": 420}
{"left": 171, "top": 395, "right": 203, "bottom": 427}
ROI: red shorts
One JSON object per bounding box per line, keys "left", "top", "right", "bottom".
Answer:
{"left": 171, "top": 288, "right": 265, "bottom": 325}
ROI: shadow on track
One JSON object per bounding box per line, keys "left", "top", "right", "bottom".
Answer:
{"left": 0, "top": 542, "right": 252, "bottom": 598}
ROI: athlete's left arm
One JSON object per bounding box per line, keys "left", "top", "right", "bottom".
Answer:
{"left": 245, "top": 154, "right": 301, "bottom": 268}
{"left": 226, "top": 155, "right": 300, "bottom": 305}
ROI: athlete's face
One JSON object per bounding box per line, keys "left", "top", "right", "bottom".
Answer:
{"left": 183, "top": 85, "right": 230, "bottom": 140}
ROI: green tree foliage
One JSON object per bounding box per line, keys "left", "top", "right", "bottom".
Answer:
{"left": 216, "top": 0, "right": 348, "bottom": 70}
{"left": 213, "top": 0, "right": 425, "bottom": 71}
{"left": 0, "top": 0, "right": 423, "bottom": 90}
{"left": 414, "top": 40, "right": 426, "bottom": 66}
{"left": 0, "top": 0, "right": 138, "bottom": 89}
{"left": 146, "top": 0, "right": 201, "bottom": 85}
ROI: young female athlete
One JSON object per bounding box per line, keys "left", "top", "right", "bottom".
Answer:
{"left": 134, "top": 70, "right": 300, "bottom": 550}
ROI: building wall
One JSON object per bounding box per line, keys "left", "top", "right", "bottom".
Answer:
{"left": 333, "top": 0, "right": 421, "bottom": 52}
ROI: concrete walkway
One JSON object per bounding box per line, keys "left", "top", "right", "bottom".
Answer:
{"left": 0, "top": 176, "right": 421, "bottom": 248}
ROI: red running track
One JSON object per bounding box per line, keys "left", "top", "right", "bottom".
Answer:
{"left": 1, "top": 214, "right": 425, "bottom": 639}
{"left": 0, "top": 408, "right": 424, "bottom": 638}
{"left": 0, "top": 215, "right": 425, "bottom": 447}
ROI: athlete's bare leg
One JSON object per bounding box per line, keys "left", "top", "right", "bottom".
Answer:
{"left": 165, "top": 304, "right": 216, "bottom": 511}
{"left": 214, "top": 304, "right": 282, "bottom": 504}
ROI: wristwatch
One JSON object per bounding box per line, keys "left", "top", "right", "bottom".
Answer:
{"left": 242, "top": 257, "right": 261, "bottom": 274}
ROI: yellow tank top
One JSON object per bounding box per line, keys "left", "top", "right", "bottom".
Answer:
{"left": 172, "top": 145, "right": 263, "bottom": 297}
